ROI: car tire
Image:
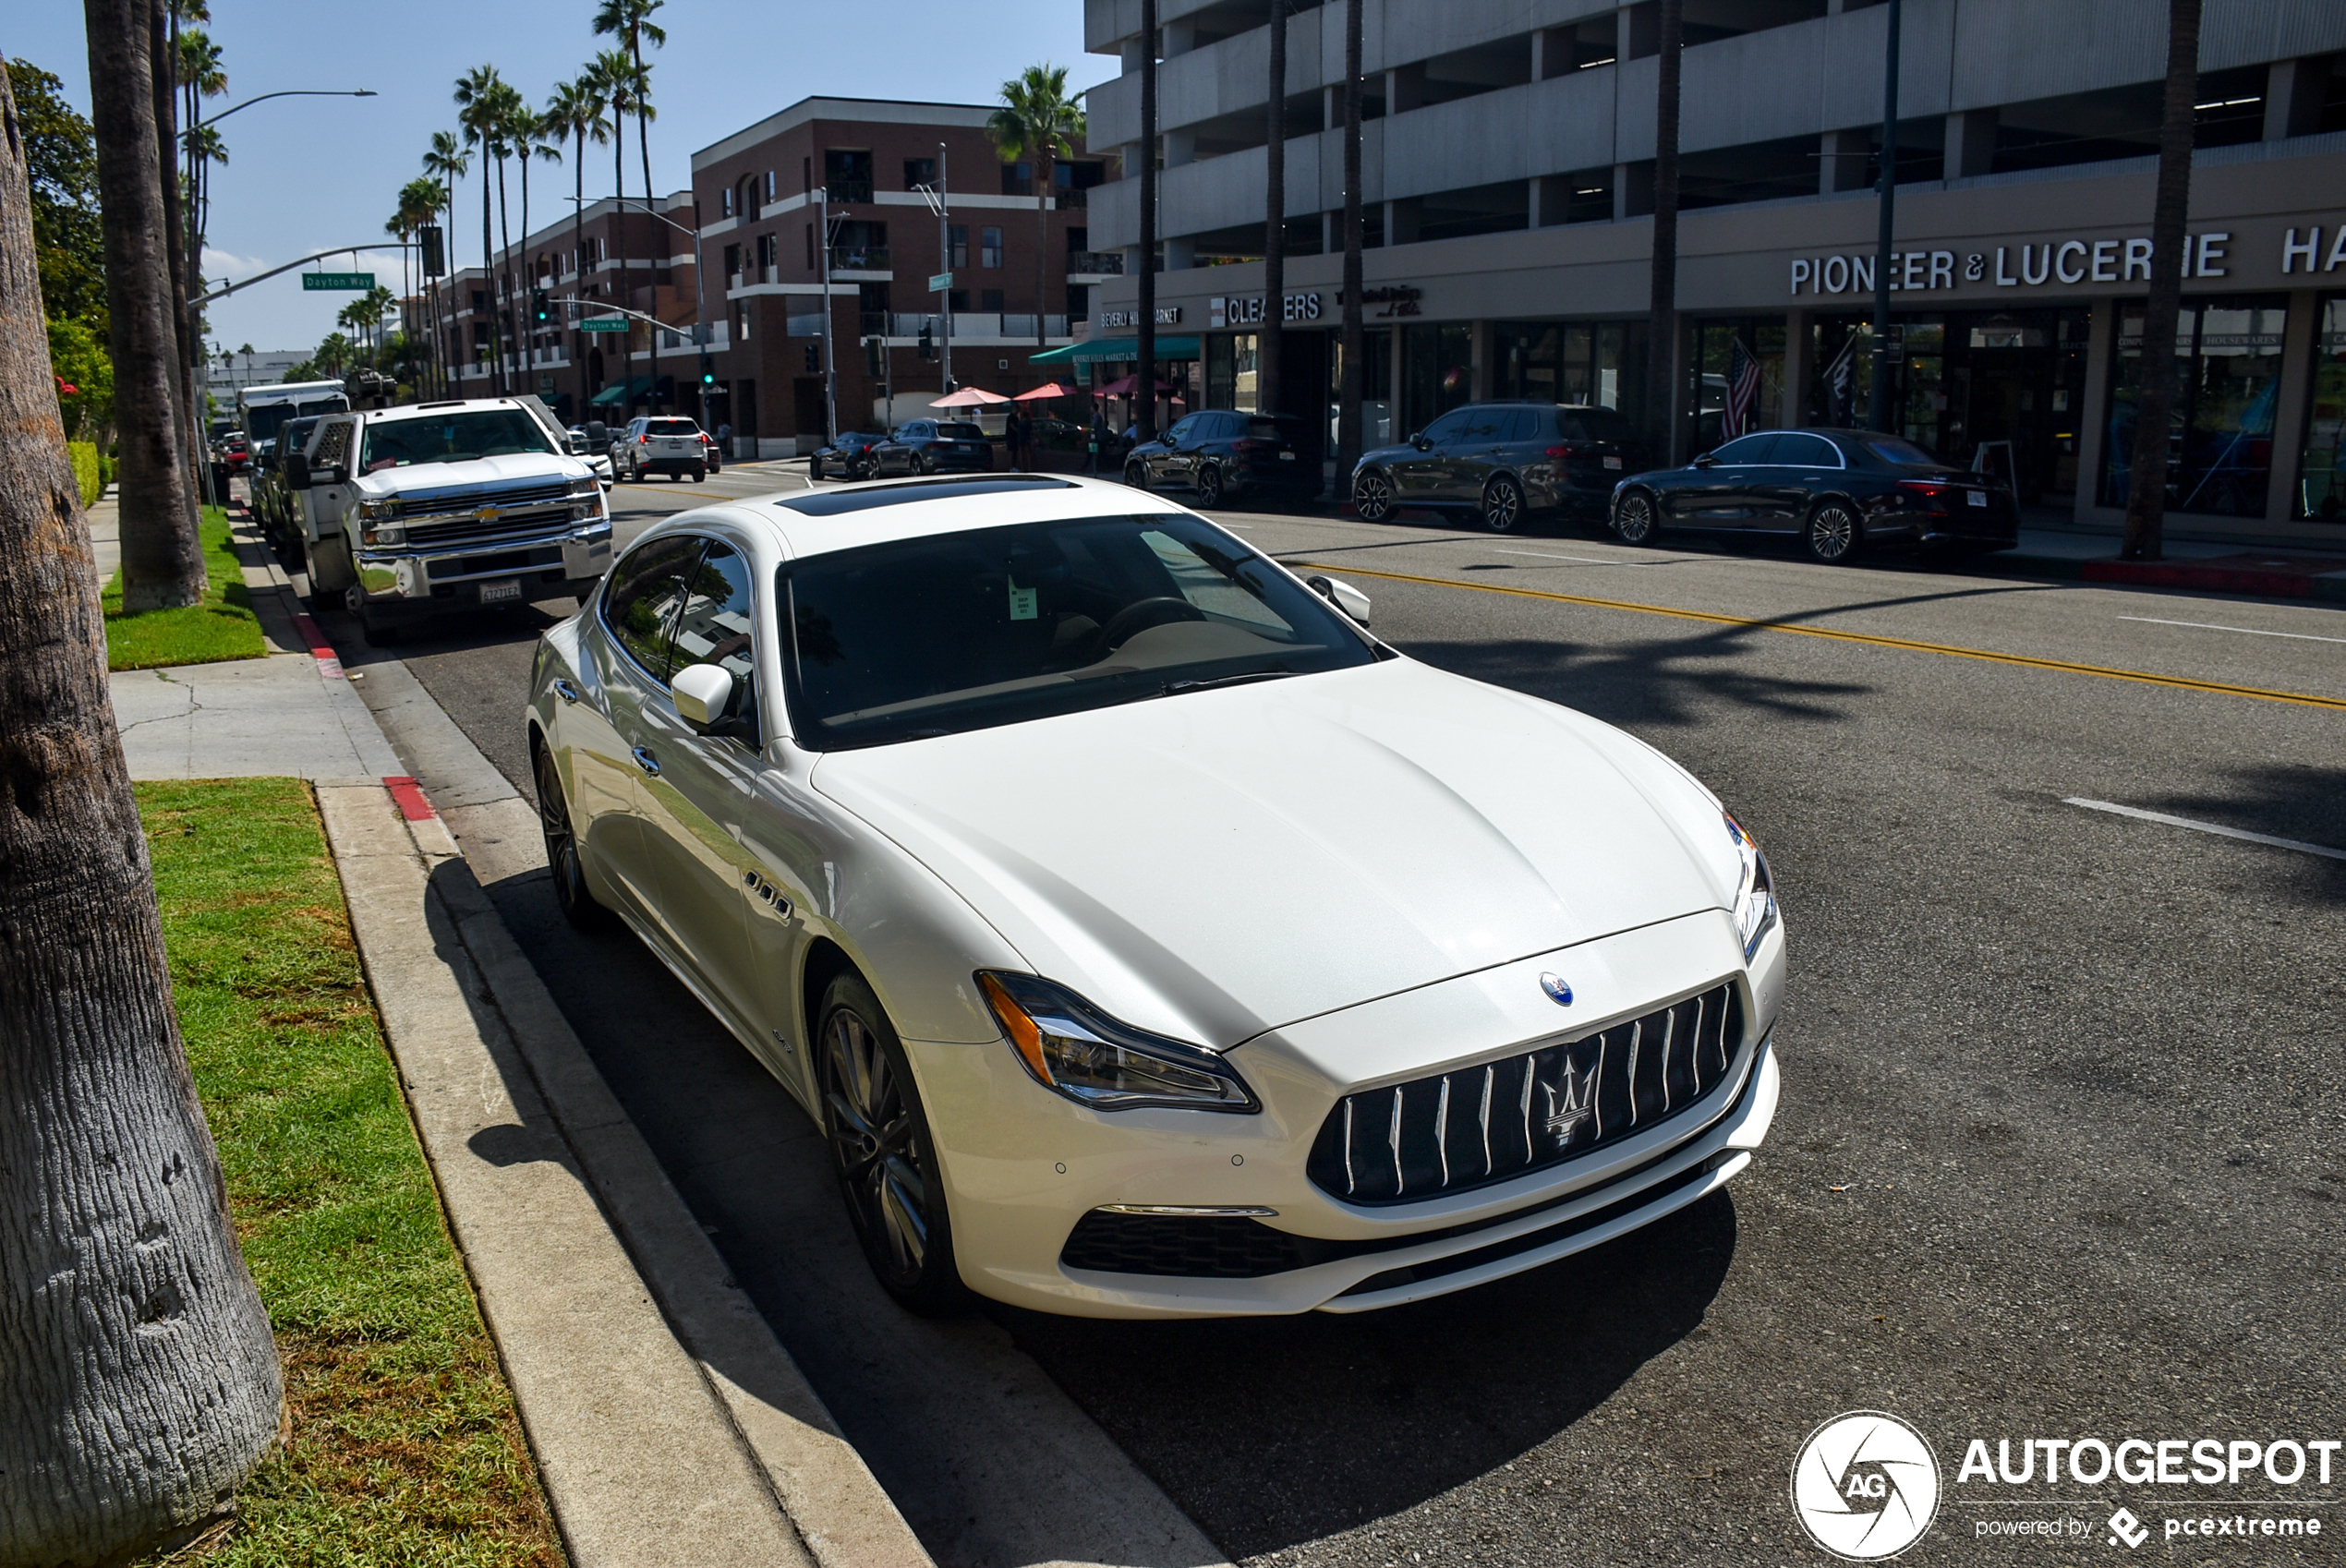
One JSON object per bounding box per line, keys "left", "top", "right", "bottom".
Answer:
{"left": 692, "top": 464, "right": 707, "bottom": 483}
{"left": 1195, "top": 464, "right": 1224, "bottom": 509}
{"left": 809, "top": 456, "right": 824, "bottom": 479}
{"left": 1481, "top": 475, "right": 1526, "bottom": 533}
{"left": 1612, "top": 489, "right": 1661, "bottom": 546}
{"left": 818, "top": 971, "right": 970, "bottom": 1317}
{"left": 357, "top": 607, "right": 402, "bottom": 647}
{"left": 1353, "top": 468, "right": 1395, "bottom": 523}
{"left": 1122, "top": 462, "right": 1150, "bottom": 490}
{"left": 1804, "top": 501, "right": 1862, "bottom": 564}
{"left": 535, "top": 742, "right": 614, "bottom": 932}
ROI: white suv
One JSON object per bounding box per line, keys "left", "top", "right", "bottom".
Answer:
{"left": 615, "top": 416, "right": 709, "bottom": 482}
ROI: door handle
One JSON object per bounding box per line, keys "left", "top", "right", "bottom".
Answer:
{"left": 631, "top": 746, "right": 661, "bottom": 777}
{"left": 552, "top": 678, "right": 580, "bottom": 704}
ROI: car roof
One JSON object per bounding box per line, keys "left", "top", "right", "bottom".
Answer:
{"left": 636, "top": 473, "right": 1197, "bottom": 563}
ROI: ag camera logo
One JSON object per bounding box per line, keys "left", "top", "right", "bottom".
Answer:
{"left": 1792, "top": 1411, "right": 1942, "bottom": 1560}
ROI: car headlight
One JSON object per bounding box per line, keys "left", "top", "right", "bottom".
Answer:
{"left": 1724, "top": 812, "right": 1777, "bottom": 959}
{"left": 356, "top": 496, "right": 398, "bottom": 522}
{"left": 566, "top": 475, "right": 600, "bottom": 499}
{"left": 359, "top": 522, "right": 405, "bottom": 547}
{"left": 976, "top": 971, "right": 1258, "bottom": 1113}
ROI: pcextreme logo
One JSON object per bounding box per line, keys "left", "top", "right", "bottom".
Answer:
{"left": 1792, "top": 1411, "right": 1943, "bottom": 1561}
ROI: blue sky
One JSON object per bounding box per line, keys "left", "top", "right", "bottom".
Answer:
{"left": 12, "top": 1, "right": 1110, "bottom": 351}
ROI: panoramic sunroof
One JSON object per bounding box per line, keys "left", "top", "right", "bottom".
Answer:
{"left": 776, "top": 475, "right": 1077, "bottom": 516}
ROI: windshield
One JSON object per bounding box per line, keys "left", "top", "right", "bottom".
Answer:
{"left": 360, "top": 409, "right": 556, "bottom": 472}
{"left": 780, "top": 513, "right": 1378, "bottom": 750}
{"left": 1864, "top": 436, "right": 1940, "bottom": 466}
{"left": 646, "top": 417, "right": 699, "bottom": 435}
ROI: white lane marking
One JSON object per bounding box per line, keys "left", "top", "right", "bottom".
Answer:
{"left": 2063, "top": 798, "right": 2346, "bottom": 862}
{"left": 2117, "top": 615, "right": 2346, "bottom": 645}
{"left": 1493, "top": 549, "right": 1645, "bottom": 565}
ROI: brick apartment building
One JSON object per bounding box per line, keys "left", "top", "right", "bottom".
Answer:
{"left": 692, "top": 97, "right": 1119, "bottom": 455}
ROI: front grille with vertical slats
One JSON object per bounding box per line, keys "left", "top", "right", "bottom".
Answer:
{"left": 1306, "top": 983, "right": 1743, "bottom": 1205}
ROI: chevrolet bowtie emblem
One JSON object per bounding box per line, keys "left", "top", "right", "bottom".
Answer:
{"left": 475, "top": 504, "right": 501, "bottom": 524}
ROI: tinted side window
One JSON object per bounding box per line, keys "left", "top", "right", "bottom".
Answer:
{"left": 1782, "top": 432, "right": 1840, "bottom": 467}
{"left": 1502, "top": 410, "right": 1541, "bottom": 441}
{"left": 1711, "top": 433, "right": 1783, "bottom": 464}
{"left": 1165, "top": 415, "right": 1201, "bottom": 443}
{"left": 601, "top": 536, "right": 704, "bottom": 680}
{"left": 670, "top": 540, "right": 760, "bottom": 742}
{"left": 1421, "top": 410, "right": 1472, "bottom": 445}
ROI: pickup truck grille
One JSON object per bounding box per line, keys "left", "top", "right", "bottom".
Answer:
{"left": 393, "top": 480, "right": 573, "bottom": 520}
{"left": 1307, "top": 983, "right": 1743, "bottom": 1205}
{"left": 403, "top": 509, "right": 576, "bottom": 550}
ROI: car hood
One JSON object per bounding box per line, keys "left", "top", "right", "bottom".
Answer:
{"left": 353, "top": 451, "right": 586, "bottom": 498}
{"left": 809, "top": 658, "right": 1737, "bottom": 1049}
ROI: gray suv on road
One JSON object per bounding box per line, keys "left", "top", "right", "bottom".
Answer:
{"left": 1350, "top": 402, "right": 1641, "bottom": 532}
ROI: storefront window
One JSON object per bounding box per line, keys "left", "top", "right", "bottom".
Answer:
{"left": 2102, "top": 296, "right": 2286, "bottom": 518}
{"left": 1331, "top": 326, "right": 1393, "bottom": 447}
{"left": 2294, "top": 298, "right": 2346, "bottom": 522}
{"left": 1686, "top": 319, "right": 1785, "bottom": 452}
{"left": 1204, "top": 333, "right": 1260, "bottom": 412}
{"left": 1491, "top": 320, "right": 1647, "bottom": 429}
{"left": 1401, "top": 322, "right": 1471, "bottom": 431}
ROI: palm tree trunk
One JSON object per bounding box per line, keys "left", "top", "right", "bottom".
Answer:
{"left": 1034, "top": 150, "right": 1051, "bottom": 351}
{"left": 495, "top": 153, "right": 514, "bottom": 394}
{"left": 1136, "top": 0, "right": 1157, "bottom": 441}
{"left": 635, "top": 42, "right": 659, "bottom": 410}
{"left": 151, "top": 0, "right": 200, "bottom": 520}
{"left": 574, "top": 133, "right": 590, "bottom": 415}
{"left": 88, "top": 0, "right": 203, "bottom": 611}
{"left": 1644, "top": 0, "right": 1684, "bottom": 467}
{"left": 518, "top": 154, "right": 532, "bottom": 378}
{"left": 1261, "top": 0, "right": 1286, "bottom": 419}
{"left": 0, "top": 54, "right": 281, "bottom": 1568}
{"left": 612, "top": 114, "right": 630, "bottom": 413}
{"left": 1336, "top": 0, "right": 1363, "bottom": 488}
{"left": 480, "top": 163, "right": 497, "bottom": 392}
{"left": 2121, "top": 0, "right": 2202, "bottom": 562}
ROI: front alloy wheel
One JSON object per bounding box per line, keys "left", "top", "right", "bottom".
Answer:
{"left": 1481, "top": 475, "right": 1525, "bottom": 533}
{"left": 1613, "top": 490, "right": 1659, "bottom": 545}
{"left": 1195, "top": 464, "right": 1224, "bottom": 509}
{"left": 821, "top": 973, "right": 967, "bottom": 1315}
{"left": 1123, "top": 461, "right": 1150, "bottom": 490}
{"left": 1353, "top": 469, "right": 1395, "bottom": 522}
{"left": 535, "top": 743, "right": 611, "bottom": 931}
{"left": 1805, "top": 501, "right": 1861, "bottom": 564}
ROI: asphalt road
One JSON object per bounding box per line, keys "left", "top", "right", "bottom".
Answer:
{"left": 332, "top": 482, "right": 2346, "bottom": 1567}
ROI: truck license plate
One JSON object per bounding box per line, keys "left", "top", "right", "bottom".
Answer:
{"left": 479, "top": 579, "right": 522, "bottom": 605}
{"left": 1603, "top": 455, "right": 1623, "bottom": 469}
{"left": 1966, "top": 489, "right": 1988, "bottom": 507}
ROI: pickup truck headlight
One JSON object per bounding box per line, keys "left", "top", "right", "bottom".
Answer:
{"left": 356, "top": 496, "right": 398, "bottom": 523}
{"left": 1724, "top": 812, "right": 1778, "bottom": 959}
{"left": 359, "top": 522, "right": 405, "bottom": 547}
{"left": 977, "top": 971, "right": 1258, "bottom": 1113}
{"left": 567, "top": 475, "right": 605, "bottom": 521}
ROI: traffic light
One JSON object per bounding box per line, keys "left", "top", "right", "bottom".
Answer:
{"left": 804, "top": 344, "right": 820, "bottom": 372}
{"left": 699, "top": 354, "right": 714, "bottom": 386}
{"left": 917, "top": 322, "right": 934, "bottom": 359}
{"left": 863, "top": 335, "right": 885, "bottom": 378}
{"left": 531, "top": 289, "right": 550, "bottom": 325}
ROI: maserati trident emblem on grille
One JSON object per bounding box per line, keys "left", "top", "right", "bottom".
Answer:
{"left": 1539, "top": 971, "right": 1573, "bottom": 1006}
{"left": 1541, "top": 1053, "right": 1600, "bottom": 1146}
{"left": 474, "top": 505, "right": 502, "bottom": 524}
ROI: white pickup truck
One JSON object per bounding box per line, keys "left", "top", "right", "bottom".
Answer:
{"left": 286, "top": 396, "right": 611, "bottom": 645}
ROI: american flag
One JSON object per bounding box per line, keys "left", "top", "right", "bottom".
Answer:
{"left": 1823, "top": 333, "right": 1860, "bottom": 425}
{"left": 1723, "top": 338, "right": 1763, "bottom": 441}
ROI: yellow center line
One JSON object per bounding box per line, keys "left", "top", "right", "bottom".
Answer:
{"left": 1292, "top": 561, "right": 2346, "bottom": 713}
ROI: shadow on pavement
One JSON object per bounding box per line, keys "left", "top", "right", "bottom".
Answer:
{"left": 996, "top": 1195, "right": 1736, "bottom": 1559}
{"left": 2138, "top": 761, "right": 2346, "bottom": 902}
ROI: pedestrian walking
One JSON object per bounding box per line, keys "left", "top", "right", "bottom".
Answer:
{"left": 1006, "top": 410, "right": 1028, "bottom": 472}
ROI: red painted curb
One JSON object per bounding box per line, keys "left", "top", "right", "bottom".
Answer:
{"left": 382, "top": 776, "right": 437, "bottom": 822}
{"left": 2078, "top": 561, "right": 2315, "bottom": 598}
{"left": 290, "top": 612, "right": 345, "bottom": 678}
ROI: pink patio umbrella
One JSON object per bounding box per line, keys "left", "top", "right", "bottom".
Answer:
{"left": 1015, "top": 381, "right": 1079, "bottom": 400}
{"left": 929, "top": 386, "right": 1011, "bottom": 407}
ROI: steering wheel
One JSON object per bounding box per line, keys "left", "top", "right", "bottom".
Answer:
{"left": 1093, "top": 596, "right": 1205, "bottom": 654}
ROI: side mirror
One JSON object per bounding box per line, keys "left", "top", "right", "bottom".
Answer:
{"left": 671, "top": 663, "right": 734, "bottom": 734}
{"left": 284, "top": 452, "right": 311, "bottom": 490}
{"left": 1305, "top": 573, "right": 1373, "bottom": 628}
{"left": 1691, "top": 452, "right": 1720, "bottom": 469}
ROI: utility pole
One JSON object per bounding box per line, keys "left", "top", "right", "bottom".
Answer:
{"left": 819, "top": 182, "right": 838, "bottom": 443}
{"left": 1868, "top": 0, "right": 1904, "bottom": 432}
{"left": 939, "top": 141, "right": 953, "bottom": 395}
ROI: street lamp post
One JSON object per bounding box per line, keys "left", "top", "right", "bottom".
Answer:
{"left": 567, "top": 193, "right": 707, "bottom": 424}
{"left": 939, "top": 142, "right": 952, "bottom": 397}
{"left": 819, "top": 183, "right": 838, "bottom": 445}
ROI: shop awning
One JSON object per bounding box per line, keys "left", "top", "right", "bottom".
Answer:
{"left": 1030, "top": 335, "right": 1200, "bottom": 367}
{"left": 589, "top": 376, "right": 654, "bottom": 406}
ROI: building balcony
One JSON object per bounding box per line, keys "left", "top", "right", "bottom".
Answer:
{"left": 1068, "top": 250, "right": 1125, "bottom": 275}
{"left": 829, "top": 246, "right": 890, "bottom": 274}
{"left": 826, "top": 180, "right": 874, "bottom": 205}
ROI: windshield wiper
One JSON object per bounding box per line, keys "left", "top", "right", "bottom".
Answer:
{"left": 1156, "top": 668, "right": 1294, "bottom": 698}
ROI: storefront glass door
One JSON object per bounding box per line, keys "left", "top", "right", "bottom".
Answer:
{"left": 2101, "top": 296, "right": 2288, "bottom": 518}
{"left": 2293, "top": 297, "right": 2346, "bottom": 522}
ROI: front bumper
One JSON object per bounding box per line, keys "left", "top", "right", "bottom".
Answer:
{"left": 909, "top": 907, "right": 1784, "bottom": 1318}
{"left": 353, "top": 520, "right": 612, "bottom": 611}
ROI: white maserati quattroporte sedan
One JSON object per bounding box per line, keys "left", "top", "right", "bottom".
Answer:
{"left": 526, "top": 473, "right": 1784, "bottom": 1318}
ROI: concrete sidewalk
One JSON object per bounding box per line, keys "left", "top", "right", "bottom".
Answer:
{"left": 2000, "top": 525, "right": 2346, "bottom": 602}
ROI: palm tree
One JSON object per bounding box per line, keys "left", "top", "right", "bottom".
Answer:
{"left": 2121, "top": 0, "right": 2204, "bottom": 562}
{"left": 590, "top": 50, "right": 641, "bottom": 405}
{"left": 422, "top": 133, "right": 468, "bottom": 393}
{"left": 1336, "top": 0, "right": 1363, "bottom": 486}
{"left": 181, "top": 122, "right": 226, "bottom": 257}
{"left": 1645, "top": 0, "right": 1684, "bottom": 465}
{"left": 514, "top": 105, "right": 562, "bottom": 375}
{"left": 175, "top": 27, "right": 224, "bottom": 351}
{"left": 313, "top": 332, "right": 354, "bottom": 378}
{"left": 593, "top": 0, "right": 666, "bottom": 404}
{"left": 1261, "top": 0, "right": 1288, "bottom": 419}
{"left": 453, "top": 66, "right": 509, "bottom": 391}
{"left": 1137, "top": 0, "right": 1157, "bottom": 440}
{"left": 987, "top": 64, "right": 1087, "bottom": 350}
{"left": 547, "top": 74, "right": 612, "bottom": 412}
{"left": 486, "top": 81, "right": 525, "bottom": 391}
{"left": 238, "top": 341, "right": 253, "bottom": 386}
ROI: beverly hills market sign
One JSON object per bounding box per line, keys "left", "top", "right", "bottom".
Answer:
{"left": 1790, "top": 222, "right": 2346, "bottom": 297}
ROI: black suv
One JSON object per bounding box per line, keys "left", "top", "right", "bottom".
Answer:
{"left": 1123, "top": 409, "right": 1315, "bottom": 509}
{"left": 1350, "top": 402, "right": 1639, "bottom": 532}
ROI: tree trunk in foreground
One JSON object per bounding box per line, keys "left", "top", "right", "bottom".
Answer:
{"left": 1334, "top": 0, "right": 1363, "bottom": 489}
{"left": 1260, "top": 0, "right": 1286, "bottom": 421}
{"left": 0, "top": 66, "right": 282, "bottom": 1568}
{"left": 1135, "top": 0, "right": 1156, "bottom": 441}
{"left": 86, "top": 0, "right": 205, "bottom": 611}
{"left": 2121, "top": 0, "right": 2203, "bottom": 562}
{"left": 1645, "top": 0, "right": 1684, "bottom": 468}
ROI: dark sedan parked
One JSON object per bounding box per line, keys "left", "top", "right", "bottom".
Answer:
{"left": 810, "top": 431, "right": 887, "bottom": 480}
{"left": 1122, "top": 409, "right": 1316, "bottom": 509}
{"left": 873, "top": 418, "right": 994, "bottom": 476}
{"left": 1350, "top": 402, "right": 1639, "bottom": 532}
{"left": 1609, "top": 428, "right": 2020, "bottom": 563}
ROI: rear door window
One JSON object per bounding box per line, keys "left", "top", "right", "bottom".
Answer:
{"left": 1780, "top": 432, "right": 1843, "bottom": 467}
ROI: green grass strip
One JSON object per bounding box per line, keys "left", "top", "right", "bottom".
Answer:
{"left": 103, "top": 504, "right": 268, "bottom": 671}
{"left": 134, "top": 779, "right": 562, "bottom": 1567}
